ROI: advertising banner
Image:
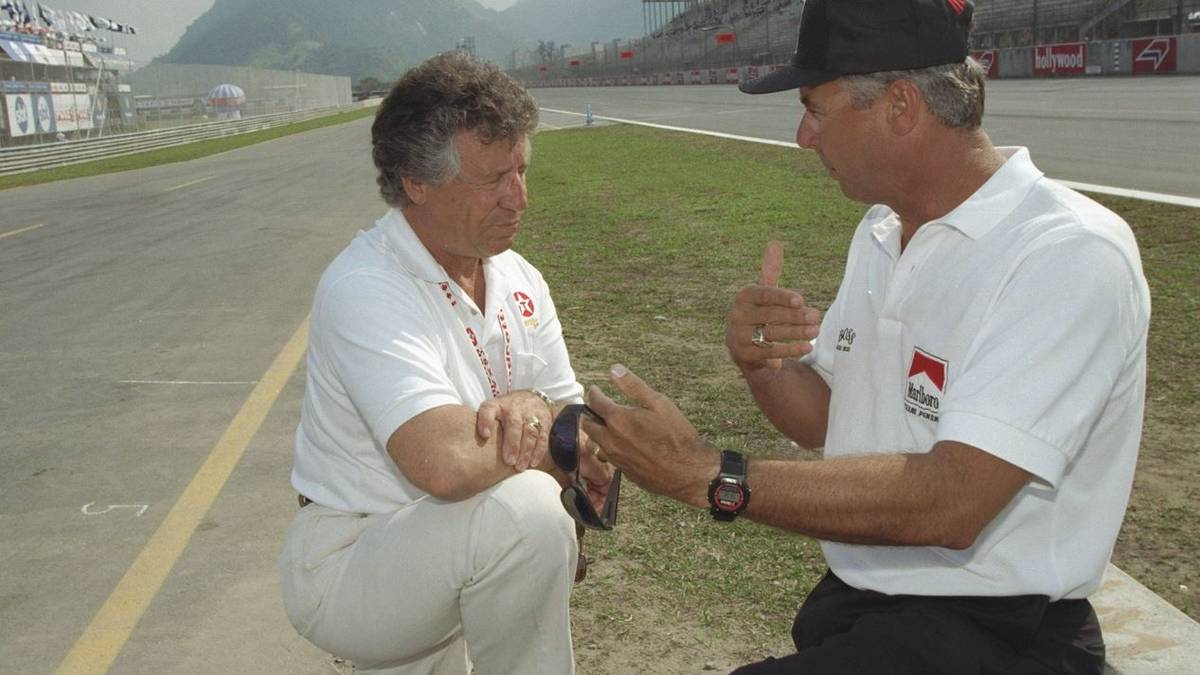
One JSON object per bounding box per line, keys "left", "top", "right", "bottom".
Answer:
{"left": 33, "top": 92, "right": 55, "bottom": 134}
{"left": 1033, "top": 43, "right": 1086, "bottom": 76}
{"left": 5, "top": 93, "right": 35, "bottom": 137}
{"left": 1132, "top": 37, "right": 1176, "bottom": 74}
{"left": 52, "top": 93, "right": 92, "bottom": 132}
{"left": 971, "top": 50, "right": 999, "bottom": 78}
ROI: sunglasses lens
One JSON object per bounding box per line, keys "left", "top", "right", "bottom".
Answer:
{"left": 561, "top": 481, "right": 612, "bottom": 531}
{"left": 549, "top": 407, "right": 582, "bottom": 472}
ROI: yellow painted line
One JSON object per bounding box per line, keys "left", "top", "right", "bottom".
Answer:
{"left": 0, "top": 223, "right": 45, "bottom": 240}
{"left": 54, "top": 316, "right": 310, "bottom": 675}
{"left": 163, "top": 176, "right": 216, "bottom": 193}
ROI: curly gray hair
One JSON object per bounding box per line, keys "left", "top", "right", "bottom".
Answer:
{"left": 371, "top": 51, "right": 539, "bottom": 207}
{"left": 839, "top": 58, "right": 986, "bottom": 130}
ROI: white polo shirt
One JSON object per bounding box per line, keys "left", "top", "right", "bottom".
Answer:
{"left": 802, "top": 147, "right": 1150, "bottom": 600}
{"left": 291, "top": 208, "right": 583, "bottom": 515}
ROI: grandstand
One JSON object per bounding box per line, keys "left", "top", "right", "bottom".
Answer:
{"left": 1, "top": 5, "right": 138, "bottom": 147}
{"left": 516, "top": 0, "right": 1200, "bottom": 81}
{"left": 972, "top": 0, "right": 1200, "bottom": 48}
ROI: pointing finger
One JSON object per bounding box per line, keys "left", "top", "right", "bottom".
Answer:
{"left": 609, "top": 363, "right": 663, "bottom": 411}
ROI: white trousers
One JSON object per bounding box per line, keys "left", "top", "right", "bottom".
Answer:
{"left": 279, "top": 470, "right": 578, "bottom": 675}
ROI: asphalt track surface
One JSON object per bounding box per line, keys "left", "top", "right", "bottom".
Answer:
{"left": 1, "top": 78, "right": 1196, "bottom": 674}
{"left": 534, "top": 75, "right": 1200, "bottom": 201}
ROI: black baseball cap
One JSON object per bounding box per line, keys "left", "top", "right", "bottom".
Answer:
{"left": 740, "top": 0, "right": 975, "bottom": 94}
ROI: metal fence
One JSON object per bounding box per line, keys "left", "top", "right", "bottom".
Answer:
{"left": 0, "top": 101, "right": 374, "bottom": 177}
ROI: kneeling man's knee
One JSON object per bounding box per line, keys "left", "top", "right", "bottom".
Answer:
{"left": 474, "top": 470, "right": 575, "bottom": 572}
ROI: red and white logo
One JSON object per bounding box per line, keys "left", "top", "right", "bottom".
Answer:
{"left": 513, "top": 291, "right": 535, "bottom": 318}
{"left": 946, "top": 0, "right": 965, "bottom": 16}
{"left": 1133, "top": 37, "right": 1177, "bottom": 73}
{"left": 905, "top": 347, "right": 948, "bottom": 421}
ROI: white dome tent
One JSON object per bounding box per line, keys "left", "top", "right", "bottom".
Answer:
{"left": 207, "top": 83, "right": 245, "bottom": 120}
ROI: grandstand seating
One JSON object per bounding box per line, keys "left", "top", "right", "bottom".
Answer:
{"left": 972, "top": 0, "right": 1198, "bottom": 47}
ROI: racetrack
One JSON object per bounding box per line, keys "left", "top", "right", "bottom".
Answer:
{"left": 533, "top": 75, "right": 1200, "bottom": 201}
{"left": 0, "top": 76, "right": 1196, "bottom": 673}
{"left": 0, "top": 121, "right": 377, "bottom": 673}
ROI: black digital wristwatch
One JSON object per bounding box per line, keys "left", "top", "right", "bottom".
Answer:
{"left": 708, "top": 450, "right": 751, "bottom": 522}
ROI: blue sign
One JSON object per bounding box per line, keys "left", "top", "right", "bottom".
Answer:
{"left": 13, "top": 95, "right": 30, "bottom": 135}
{"left": 33, "top": 93, "right": 55, "bottom": 134}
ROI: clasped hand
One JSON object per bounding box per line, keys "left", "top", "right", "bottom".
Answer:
{"left": 476, "top": 390, "right": 615, "bottom": 511}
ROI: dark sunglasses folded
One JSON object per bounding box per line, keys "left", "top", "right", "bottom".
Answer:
{"left": 549, "top": 403, "right": 621, "bottom": 531}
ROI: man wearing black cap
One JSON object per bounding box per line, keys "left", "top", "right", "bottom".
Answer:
{"left": 584, "top": 0, "right": 1149, "bottom": 673}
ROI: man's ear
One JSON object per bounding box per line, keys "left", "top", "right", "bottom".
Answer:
{"left": 885, "top": 79, "right": 922, "bottom": 136}
{"left": 401, "top": 176, "right": 427, "bottom": 206}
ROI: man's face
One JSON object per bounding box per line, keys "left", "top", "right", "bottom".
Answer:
{"left": 796, "top": 80, "right": 888, "bottom": 204}
{"left": 414, "top": 130, "right": 530, "bottom": 261}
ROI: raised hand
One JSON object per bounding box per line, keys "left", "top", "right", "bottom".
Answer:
{"left": 726, "top": 240, "right": 822, "bottom": 374}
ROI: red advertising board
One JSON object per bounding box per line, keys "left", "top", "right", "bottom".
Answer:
{"left": 971, "top": 50, "right": 998, "bottom": 78}
{"left": 1132, "top": 37, "right": 1176, "bottom": 74}
{"left": 1033, "top": 43, "right": 1086, "bottom": 76}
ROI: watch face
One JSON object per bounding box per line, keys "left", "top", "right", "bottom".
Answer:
{"left": 714, "top": 482, "right": 745, "bottom": 511}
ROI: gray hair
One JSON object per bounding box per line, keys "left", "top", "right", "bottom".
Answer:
{"left": 839, "top": 58, "right": 986, "bottom": 129}
{"left": 371, "top": 51, "right": 539, "bottom": 207}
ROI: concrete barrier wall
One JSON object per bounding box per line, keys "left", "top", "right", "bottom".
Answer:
{"left": 126, "top": 63, "right": 351, "bottom": 114}
{"left": 1180, "top": 33, "right": 1200, "bottom": 70}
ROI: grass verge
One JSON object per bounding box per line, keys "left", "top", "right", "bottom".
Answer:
{"left": 519, "top": 124, "right": 1199, "bottom": 670}
{"left": 0, "top": 106, "right": 377, "bottom": 191}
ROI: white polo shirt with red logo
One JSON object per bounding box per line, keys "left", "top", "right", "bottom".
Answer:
{"left": 291, "top": 208, "right": 583, "bottom": 515}
{"left": 802, "top": 147, "right": 1150, "bottom": 600}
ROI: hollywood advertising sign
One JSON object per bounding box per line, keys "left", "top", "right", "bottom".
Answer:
{"left": 1034, "top": 42, "right": 1087, "bottom": 76}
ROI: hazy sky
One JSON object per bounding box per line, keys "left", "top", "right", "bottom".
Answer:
{"left": 46, "top": 0, "right": 518, "bottom": 64}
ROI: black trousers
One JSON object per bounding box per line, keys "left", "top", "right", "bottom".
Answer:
{"left": 732, "top": 570, "right": 1105, "bottom": 675}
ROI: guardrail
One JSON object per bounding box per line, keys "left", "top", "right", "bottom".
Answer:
{"left": 0, "top": 103, "right": 372, "bottom": 177}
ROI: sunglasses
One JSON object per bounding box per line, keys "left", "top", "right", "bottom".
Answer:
{"left": 549, "top": 403, "right": 621, "bottom": 531}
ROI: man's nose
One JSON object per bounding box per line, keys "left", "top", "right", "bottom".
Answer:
{"left": 502, "top": 173, "right": 527, "bottom": 211}
{"left": 796, "top": 114, "right": 817, "bottom": 150}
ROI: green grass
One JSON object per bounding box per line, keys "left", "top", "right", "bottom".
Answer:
{"left": 518, "top": 125, "right": 1200, "bottom": 665}
{"left": 0, "top": 106, "right": 377, "bottom": 191}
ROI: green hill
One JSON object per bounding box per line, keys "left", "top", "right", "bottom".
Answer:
{"left": 156, "top": 0, "right": 648, "bottom": 82}
{"left": 158, "top": 0, "right": 515, "bottom": 81}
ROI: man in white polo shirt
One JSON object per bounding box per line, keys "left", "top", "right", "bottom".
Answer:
{"left": 278, "top": 52, "right": 613, "bottom": 675}
{"left": 584, "top": 1, "right": 1149, "bottom": 673}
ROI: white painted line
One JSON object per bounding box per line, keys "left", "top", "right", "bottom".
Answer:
{"left": 163, "top": 176, "right": 216, "bottom": 193}
{"left": 0, "top": 223, "right": 45, "bottom": 240}
{"left": 1054, "top": 180, "right": 1200, "bottom": 209}
{"left": 541, "top": 107, "right": 1200, "bottom": 209}
{"left": 118, "top": 380, "right": 257, "bottom": 385}
{"left": 539, "top": 107, "right": 799, "bottom": 148}
{"left": 82, "top": 502, "right": 149, "bottom": 517}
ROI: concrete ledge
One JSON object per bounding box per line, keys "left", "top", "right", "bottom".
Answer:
{"left": 1095, "top": 563, "right": 1200, "bottom": 674}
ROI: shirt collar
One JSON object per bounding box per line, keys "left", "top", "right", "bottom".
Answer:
{"left": 935, "top": 146, "right": 1042, "bottom": 240}
{"left": 378, "top": 208, "right": 448, "bottom": 284}
{"left": 376, "top": 207, "right": 514, "bottom": 318}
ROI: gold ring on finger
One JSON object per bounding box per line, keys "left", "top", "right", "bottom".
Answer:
{"left": 751, "top": 323, "right": 772, "bottom": 348}
{"left": 524, "top": 415, "right": 543, "bottom": 432}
